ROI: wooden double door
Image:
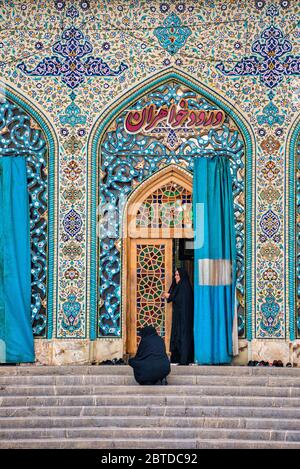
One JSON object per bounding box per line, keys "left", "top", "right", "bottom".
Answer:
{"left": 127, "top": 239, "right": 173, "bottom": 355}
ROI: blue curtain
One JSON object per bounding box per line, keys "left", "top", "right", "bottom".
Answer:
{"left": 193, "top": 156, "right": 236, "bottom": 364}
{"left": 0, "top": 156, "right": 35, "bottom": 363}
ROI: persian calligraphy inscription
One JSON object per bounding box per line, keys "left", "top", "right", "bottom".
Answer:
{"left": 124, "top": 98, "right": 225, "bottom": 134}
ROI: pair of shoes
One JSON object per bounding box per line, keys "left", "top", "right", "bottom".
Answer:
{"left": 248, "top": 360, "right": 259, "bottom": 366}
{"left": 99, "top": 358, "right": 126, "bottom": 365}
{"left": 272, "top": 360, "right": 284, "bottom": 367}
{"left": 114, "top": 358, "right": 126, "bottom": 365}
{"left": 99, "top": 359, "right": 114, "bottom": 365}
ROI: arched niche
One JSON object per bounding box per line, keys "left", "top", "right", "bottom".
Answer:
{"left": 123, "top": 165, "right": 192, "bottom": 353}
{"left": 0, "top": 81, "right": 58, "bottom": 339}
{"left": 87, "top": 68, "right": 255, "bottom": 342}
{"left": 287, "top": 114, "right": 300, "bottom": 340}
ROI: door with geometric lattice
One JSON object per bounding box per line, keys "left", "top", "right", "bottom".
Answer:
{"left": 127, "top": 239, "right": 173, "bottom": 355}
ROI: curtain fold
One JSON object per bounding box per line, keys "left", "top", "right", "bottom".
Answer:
{"left": 0, "top": 156, "right": 35, "bottom": 363}
{"left": 193, "top": 156, "right": 237, "bottom": 364}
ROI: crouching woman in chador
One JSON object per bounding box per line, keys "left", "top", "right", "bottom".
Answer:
{"left": 129, "top": 326, "right": 170, "bottom": 385}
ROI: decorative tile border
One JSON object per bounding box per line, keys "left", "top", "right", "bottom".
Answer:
{"left": 286, "top": 115, "right": 300, "bottom": 340}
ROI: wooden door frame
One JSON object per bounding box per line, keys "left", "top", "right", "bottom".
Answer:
{"left": 122, "top": 165, "right": 193, "bottom": 356}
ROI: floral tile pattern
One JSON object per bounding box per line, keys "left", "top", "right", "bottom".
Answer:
{"left": 0, "top": 0, "right": 299, "bottom": 342}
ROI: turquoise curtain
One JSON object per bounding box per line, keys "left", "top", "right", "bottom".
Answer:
{"left": 0, "top": 156, "right": 35, "bottom": 363}
{"left": 193, "top": 156, "right": 236, "bottom": 364}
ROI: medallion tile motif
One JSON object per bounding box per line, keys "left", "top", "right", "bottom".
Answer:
{"left": 216, "top": 25, "right": 300, "bottom": 88}
{"left": 18, "top": 26, "right": 129, "bottom": 89}
{"left": 154, "top": 13, "right": 192, "bottom": 55}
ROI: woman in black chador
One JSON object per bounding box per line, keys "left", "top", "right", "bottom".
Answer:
{"left": 128, "top": 326, "right": 170, "bottom": 385}
{"left": 164, "top": 268, "right": 194, "bottom": 365}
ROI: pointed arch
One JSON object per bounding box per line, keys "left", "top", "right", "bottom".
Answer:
{"left": 0, "top": 80, "right": 59, "bottom": 339}
{"left": 124, "top": 164, "right": 193, "bottom": 239}
{"left": 124, "top": 164, "right": 192, "bottom": 209}
{"left": 286, "top": 113, "right": 300, "bottom": 340}
{"left": 87, "top": 67, "right": 255, "bottom": 340}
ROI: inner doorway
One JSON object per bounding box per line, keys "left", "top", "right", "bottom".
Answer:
{"left": 125, "top": 166, "right": 193, "bottom": 355}
{"left": 175, "top": 238, "right": 194, "bottom": 288}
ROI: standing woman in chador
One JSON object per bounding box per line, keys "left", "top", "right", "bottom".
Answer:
{"left": 163, "top": 268, "right": 194, "bottom": 365}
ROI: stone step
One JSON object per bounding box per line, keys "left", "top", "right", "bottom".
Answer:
{"left": 1, "top": 438, "right": 300, "bottom": 449}
{"left": 1, "top": 366, "right": 299, "bottom": 450}
{"left": 1, "top": 394, "right": 300, "bottom": 408}
{"left": 0, "top": 365, "right": 299, "bottom": 376}
{"left": 1, "top": 374, "right": 300, "bottom": 387}
{"left": 0, "top": 427, "right": 300, "bottom": 441}
{"left": 2, "top": 415, "right": 300, "bottom": 431}
{"left": 2, "top": 404, "right": 300, "bottom": 419}
{"left": 1, "top": 384, "right": 299, "bottom": 397}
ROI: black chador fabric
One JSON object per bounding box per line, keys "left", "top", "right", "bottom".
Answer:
{"left": 128, "top": 326, "right": 170, "bottom": 385}
{"left": 168, "top": 268, "right": 194, "bottom": 365}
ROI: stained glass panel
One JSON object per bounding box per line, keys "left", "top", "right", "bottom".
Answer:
{"left": 136, "top": 183, "right": 192, "bottom": 229}
{"left": 136, "top": 244, "right": 166, "bottom": 338}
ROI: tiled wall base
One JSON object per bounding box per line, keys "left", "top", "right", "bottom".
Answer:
{"left": 232, "top": 340, "right": 249, "bottom": 366}
{"left": 91, "top": 339, "right": 124, "bottom": 364}
{"left": 34, "top": 339, "right": 300, "bottom": 366}
{"left": 34, "top": 339, "right": 91, "bottom": 365}
{"left": 34, "top": 339, "right": 124, "bottom": 365}
{"left": 250, "top": 339, "right": 290, "bottom": 365}
{"left": 233, "top": 340, "right": 300, "bottom": 366}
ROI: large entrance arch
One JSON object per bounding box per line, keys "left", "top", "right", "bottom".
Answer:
{"left": 88, "top": 68, "right": 255, "bottom": 348}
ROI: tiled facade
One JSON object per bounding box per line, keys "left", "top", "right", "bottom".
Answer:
{"left": 0, "top": 0, "right": 299, "bottom": 364}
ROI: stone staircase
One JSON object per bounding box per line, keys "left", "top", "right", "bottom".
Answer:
{"left": 1, "top": 365, "right": 300, "bottom": 449}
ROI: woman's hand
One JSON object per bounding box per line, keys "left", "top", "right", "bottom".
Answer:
{"left": 163, "top": 292, "right": 170, "bottom": 299}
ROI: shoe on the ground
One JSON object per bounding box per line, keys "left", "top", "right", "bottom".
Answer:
{"left": 115, "top": 358, "right": 126, "bottom": 365}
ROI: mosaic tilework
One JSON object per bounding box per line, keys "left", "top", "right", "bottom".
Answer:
{"left": 99, "top": 81, "right": 245, "bottom": 338}
{"left": 216, "top": 25, "right": 300, "bottom": 89}
{"left": 0, "top": 0, "right": 299, "bottom": 341}
{"left": 154, "top": 13, "right": 192, "bottom": 55}
{"left": 296, "top": 137, "right": 300, "bottom": 338}
{"left": 18, "top": 26, "right": 128, "bottom": 89}
{"left": 0, "top": 98, "right": 48, "bottom": 336}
